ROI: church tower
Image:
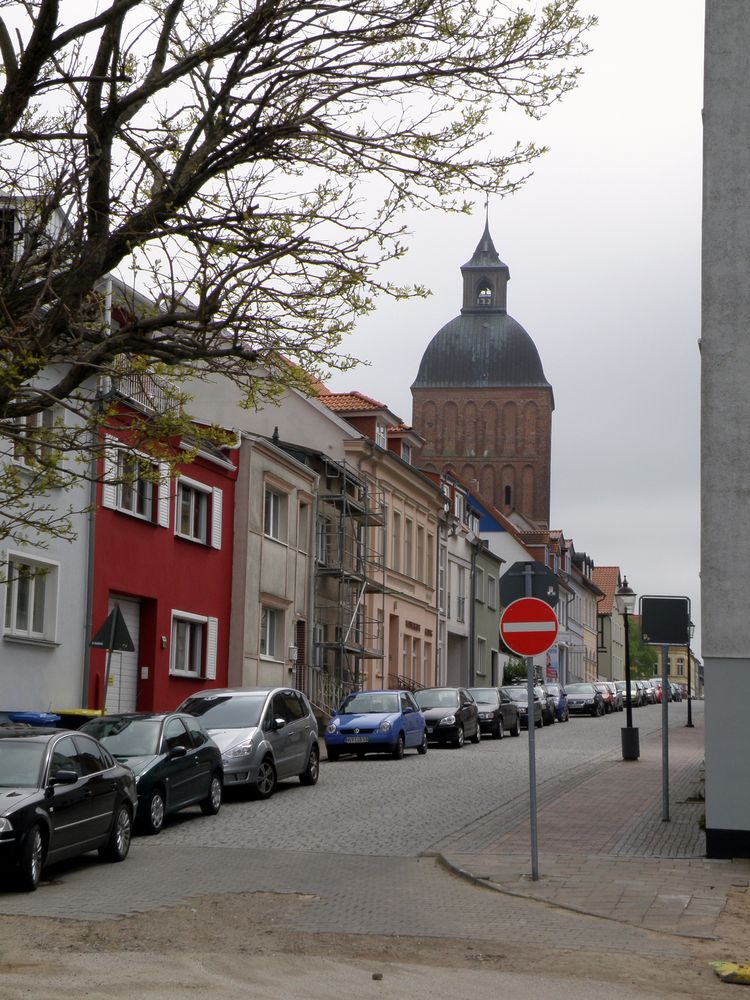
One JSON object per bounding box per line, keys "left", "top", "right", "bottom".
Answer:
{"left": 411, "top": 222, "right": 553, "bottom": 526}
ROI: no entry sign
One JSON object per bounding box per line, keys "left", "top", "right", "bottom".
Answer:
{"left": 500, "top": 597, "right": 559, "bottom": 657}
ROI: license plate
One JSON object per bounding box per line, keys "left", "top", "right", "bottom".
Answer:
{"left": 345, "top": 735, "right": 368, "bottom": 744}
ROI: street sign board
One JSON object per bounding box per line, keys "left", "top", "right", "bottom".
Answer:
{"left": 91, "top": 605, "right": 135, "bottom": 652}
{"left": 499, "top": 560, "right": 559, "bottom": 609}
{"left": 500, "top": 597, "right": 559, "bottom": 657}
{"left": 639, "top": 596, "right": 691, "bottom": 646}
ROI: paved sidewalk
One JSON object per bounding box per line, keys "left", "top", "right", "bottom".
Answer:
{"left": 440, "top": 705, "right": 750, "bottom": 939}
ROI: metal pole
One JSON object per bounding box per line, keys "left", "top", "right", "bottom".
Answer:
{"left": 524, "top": 564, "right": 539, "bottom": 881}
{"left": 685, "top": 635, "right": 694, "bottom": 728}
{"left": 661, "top": 643, "right": 670, "bottom": 821}
{"left": 620, "top": 608, "right": 640, "bottom": 759}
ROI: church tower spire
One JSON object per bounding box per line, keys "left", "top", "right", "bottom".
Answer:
{"left": 460, "top": 220, "right": 510, "bottom": 313}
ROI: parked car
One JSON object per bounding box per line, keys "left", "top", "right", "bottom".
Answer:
{"left": 605, "top": 682, "right": 623, "bottom": 712}
{"left": 177, "top": 687, "right": 320, "bottom": 798}
{"left": 565, "top": 683, "right": 605, "bottom": 717}
{"left": 594, "top": 682, "right": 616, "bottom": 714}
{"left": 415, "top": 687, "right": 480, "bottom": 747}
{"left": 499, "top": 685, "right": 544, "bottom": 729}
{"left": 468, "top": 687, "right": 521, "bottom": 739}
{"left": 545, "top": 683, "right": 569, "bottom": 722}
{"left": 326, "top": 689, "right": 427, "bottom": 759}
{"left": 645, "top": 680, "right": 660, "bottom": 703}
{"left": 80, "top": 713, "right": 223, "bottom": 835}
{"left": 635, "top": 680, "right": 651, "bottom": 705}
{"left": 535, "top": 684, "right": 557, "bottom": 725}
{"left": 0, "top": 727, "right": 137, "bottom": 891}
{"left": 670, "top": 684, "right": 684, "bottom": 702}
{"left": 616, "top": 680, "right": 642, "bottom": 707}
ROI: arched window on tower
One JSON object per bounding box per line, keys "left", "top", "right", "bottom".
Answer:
{"left": 504, "top": 484, "right": 512, "bottom": 506}
{"left": 476, "top": 281, "right": 493, "bottom": 307}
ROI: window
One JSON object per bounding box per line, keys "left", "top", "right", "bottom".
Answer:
{"left": 477, "top": 282, "right": 492, "bottom": 307}
{"left": 426, "top": 533, "right": 434, "bottom": 587}
{"left": 392, "top": 511, "right": 401, "bottom": 572}
{"left": 412, "top": 638, "right": 420, "bottom": 678}
{"left": 455, "top": 493, "right": 465, "bottom": 519}
{"left": 118, "top": 450, "right": 154, "bottom": 519}
{"left": 74, "top": 736, "right": 109, "bottom": 775}
{"left": 13, "top": 409, "right": 55, "bottom": 467}
{"left": 416, "top": 525, "right": 425, "bottom": 582}
{"left": 487, "top": 576, "right": 496, "bottom": 610}
{"left": 260, "top": 606, "right": 283, "bottom": 659}
{"left": 375, "top": 423, "right": 386, "bottom": 448}
{"left": 456, "top": 565, "right": 466, "bottom": 622}
{"left": 177, "top": 480, "right": 208, "bottom": 543}
{"left": 298, "top": 502, "right": 310, "bottom": 552}
{"left": 402, "top": 634, "right": 410, "bottom": 673}
{"left": 424, "top": 642, "right": 432, "bottom": 678}
{"left": 164, "top": 717, "right": 190, "bottom": 752}
{"left": 315, "top": 516, "right": 330, "bottom": 564}
{"left": 264, "top": 488, "right": 285, "bottom": 540}
{"left": 404, "top": 518, "right": 413, "bottom": 577}
{"left": 3, "top": 554, "right": 58, "bottom": 642}
{"left": 102, "top": 438, "right": 169, "bottom": 526}
{"left": 504, "top": 485, "right": 512, "bottom": 507}
{"left": 313, "top": 623, "right": 325, "bottom": 668}
{"left": 402, "top": 442, "right": 412, "bottom": 464}
{"left": 475, "top": 567, "right": 484, "bottom": 603}
{"left": 171, "top": 611, "right": 217, "bottom": 678}
{"left": 676, "top": 657, "right": 685, "bottom": 677}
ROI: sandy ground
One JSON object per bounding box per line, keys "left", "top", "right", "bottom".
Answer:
{"left": 0, "top": 885, "right": 747, "bottom": 1000}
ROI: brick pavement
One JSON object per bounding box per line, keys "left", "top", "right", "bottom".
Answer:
{"left": 440, "top": 704, "right": 750, "bottom": 939}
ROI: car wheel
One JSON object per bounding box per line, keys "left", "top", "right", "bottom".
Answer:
{"left": 470, "top": 721, "right": 481, "bottom": 744}
{"left": 300, "top": 744, "right": 320, "bottom": 785}
{"left": 417, "top": 731, "right": 428, "bottom": 755}
{"left": 493, "top": 722, "right": 503, "bottom": 740}
{"left": 17, "top": 824, "right": 45, "bottom": 892}
{"left": 326, "top": 746, "right": 339, "bottom": 762}
{"left": 141, "top": 787, "right": 166, "bottom": 835}
{"left": 535, "top": 714, "right": 543, "bottom": 728}
{"left": 391, "top": 733, "right": 405, "bottom": 760}
{"left": 201, "top": 772, "right": 223, "bottom": 815}
{"left": 99, "top": 803, "right": 132, "bottom": 863}
{"left": 564, "top": 709, "right": 570, "bottom": 722}
{"left": 511, "top": 716, "right": 521, "bottom": 737}
{"left": 252, "top": 757, "right": 277, "bottom": 799}
{"left": 452, "top": 725, "right": 464, "bottom": 749}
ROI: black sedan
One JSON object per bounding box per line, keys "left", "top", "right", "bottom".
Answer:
{"left": 565, "top": 682, "right": 606, "bottom": 717}
{"left": 468, "top": 687, "right": 521, "bottom": 738}
{"left": 414, "top": 687, "right": 481, "bottom": 747}
{"left": 80, "top": 713, "right": 223, "bottom": 835}
{"left": 0, "top": 727, "right": 137, "bottom": 892}
{"left": 500, "top": 685, "right": 544, "bottom": 729}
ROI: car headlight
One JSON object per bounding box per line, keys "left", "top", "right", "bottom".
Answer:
{"left": 378, "top": 720, "right": 392, "bottom": 733}
{"left": 326, "top": 722, "right": 338, "bottom": 734}
{"left": 439, "top": 714, "right": 456, "bottom": 726}
{"left": 0, "top": 817, "right": 12, "bottom": 834}
{"left": 224, "top": 738, "right": 255, "bottom": 759}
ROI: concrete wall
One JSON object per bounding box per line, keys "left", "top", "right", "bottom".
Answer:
{"left": 702, "top": 2, "right": 750, "bottom": 855}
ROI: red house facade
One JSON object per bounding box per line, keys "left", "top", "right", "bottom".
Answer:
{"left": 88, "top": 424, "right": 237, "bottom": 712}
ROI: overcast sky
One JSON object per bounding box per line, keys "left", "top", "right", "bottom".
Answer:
{"left": 325, "top": 0, "right": 705, "bottom": 656}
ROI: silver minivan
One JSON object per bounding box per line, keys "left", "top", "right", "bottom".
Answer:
{"left": 177, "top": 687, "right": 319, "bottom": 799}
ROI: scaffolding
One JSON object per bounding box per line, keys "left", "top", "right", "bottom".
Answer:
{"left": 313, "top": 459, "right": 385, "bottom": 706}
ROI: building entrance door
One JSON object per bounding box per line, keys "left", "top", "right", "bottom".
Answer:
{"left": 104, "top": 596, "right": 140, "bottom": 713}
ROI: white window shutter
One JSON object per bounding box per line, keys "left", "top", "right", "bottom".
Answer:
{"left": 158, "top": 464, "right": 171, "bottom": 528}
{"left": 205, "top": 617, "right": 218, "bottom": 679}
{"left": 211, "top": 487, "right": 223, "bottom": 549}
{"left": 101, "top": 436, "right": 118, "bottom": 509}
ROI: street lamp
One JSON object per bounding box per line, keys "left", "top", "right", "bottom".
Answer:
{"left": 686, "top": 621, "right": 695, "bottom": 728}
{"left": 615, "top": 577, "right": 640, "bottom": 760}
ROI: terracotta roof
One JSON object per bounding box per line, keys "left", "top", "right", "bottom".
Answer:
{"left": 317, "top": 390, "right": 388, "bottom": 413}
{"left": 592, "top": 566, "right": 621, "bottom": 614}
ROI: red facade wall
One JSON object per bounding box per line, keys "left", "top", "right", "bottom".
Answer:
{"left": 89, "top": 433, "right": 237, "bottom": 712}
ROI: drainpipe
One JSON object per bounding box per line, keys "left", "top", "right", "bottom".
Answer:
{"left": 469, "top": 540, "right": 477, "bottom": 687}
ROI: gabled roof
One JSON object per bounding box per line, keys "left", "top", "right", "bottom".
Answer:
{"left": 592, "top": 566, "right": 622, "bottom": 614}
{"left": 317, "top": 390, "right": 388, "bottom": 413}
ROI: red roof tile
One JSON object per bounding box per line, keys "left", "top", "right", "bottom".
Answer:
{"left": 317, "top": 390, "right": 388, "bottom": 413}
{"left": 592, "top": 566, "right": 621, "bottom": 614}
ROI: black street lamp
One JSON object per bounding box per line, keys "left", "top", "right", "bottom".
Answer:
{"left": 686, "top": 621, "right": 695, "bottom": 728}
{"left": 615, "top": 577, "right": 640, "bottom": 760}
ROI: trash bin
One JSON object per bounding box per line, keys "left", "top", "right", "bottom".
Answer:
{"left": 8, "top": 711, "right": 61, "bottom": 727}
{"left": 54, "top": 709, "right": 103, "bottom": 730}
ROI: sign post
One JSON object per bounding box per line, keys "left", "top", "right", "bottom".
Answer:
{"left": 500, "top": 596, "right": 559, "bottom": 881}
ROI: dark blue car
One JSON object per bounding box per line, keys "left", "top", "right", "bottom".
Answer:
{"left": 325, "top": 690, "right": 427, "bottom": 760}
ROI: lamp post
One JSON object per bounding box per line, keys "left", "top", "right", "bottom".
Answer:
{"left": 615, "top": 577, "right": 640, "bottom": 760}
{"left": 685, "top": 621, "right": 695, "bottom": 728}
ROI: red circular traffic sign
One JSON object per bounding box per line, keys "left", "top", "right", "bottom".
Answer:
{"left": 500, "top": 597, "right": 559, "bottom": 657}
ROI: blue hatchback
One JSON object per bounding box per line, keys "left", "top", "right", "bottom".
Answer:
{"left": 325, "top": 690, "right": 427, "bottom": 760}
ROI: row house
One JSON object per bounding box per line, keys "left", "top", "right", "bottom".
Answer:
{"left": 593, "top": 565, "right": 626, "bottom": 682}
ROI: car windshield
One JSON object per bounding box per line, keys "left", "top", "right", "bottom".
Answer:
{"left": 81, "top": 717, "right": 162, "bottom": 756}
{"left": 415, "top": 690, "right": 459, "bottom": 710}
{"left": 180, "top": 694, "right": 266, "bottom": 729}
{"left": 567, "top": 683, "right": 595, "bottom": 696}
{"left": 340, "top": 693, "right": 400, "bottom": 715}
{"left": 0, "top": 740, "right": 45, "bottom": 787}
{"left": 502, "top": 686, "right": 527, "bottom": 699}
{"left": 615, "top": 682, "right": 626, "bottom": 690}
{"left": 547, "top": 685, "right": 561, "bottom": 695}
{"left": 468, "top": 688, "right": 499, "bottom": 706}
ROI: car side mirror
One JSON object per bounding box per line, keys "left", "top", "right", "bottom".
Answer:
{"left": 49, "top": 769, "right": 79, "bottom": 787}
{"left": 168, "top": 745, "right": 188, "bottom": 759}
{"left": 272, "top": 717, "right": 287, "bottom": 730}
{"left": 402, "top": 706, "right": 413, "bottom": 715}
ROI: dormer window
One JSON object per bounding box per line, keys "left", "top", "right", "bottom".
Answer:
{"left": 402, "top": 442, "right": 412, "bottom": 464}
{"left": 375, "top": 423, "right": 386, "bottom": 448}
{"left": 476, "top": 282, "right": 493, "bottom": 307}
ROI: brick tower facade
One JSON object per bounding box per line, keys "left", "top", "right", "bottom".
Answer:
{"left": 411, "top": 223, "right": 553, "bottom": 526}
